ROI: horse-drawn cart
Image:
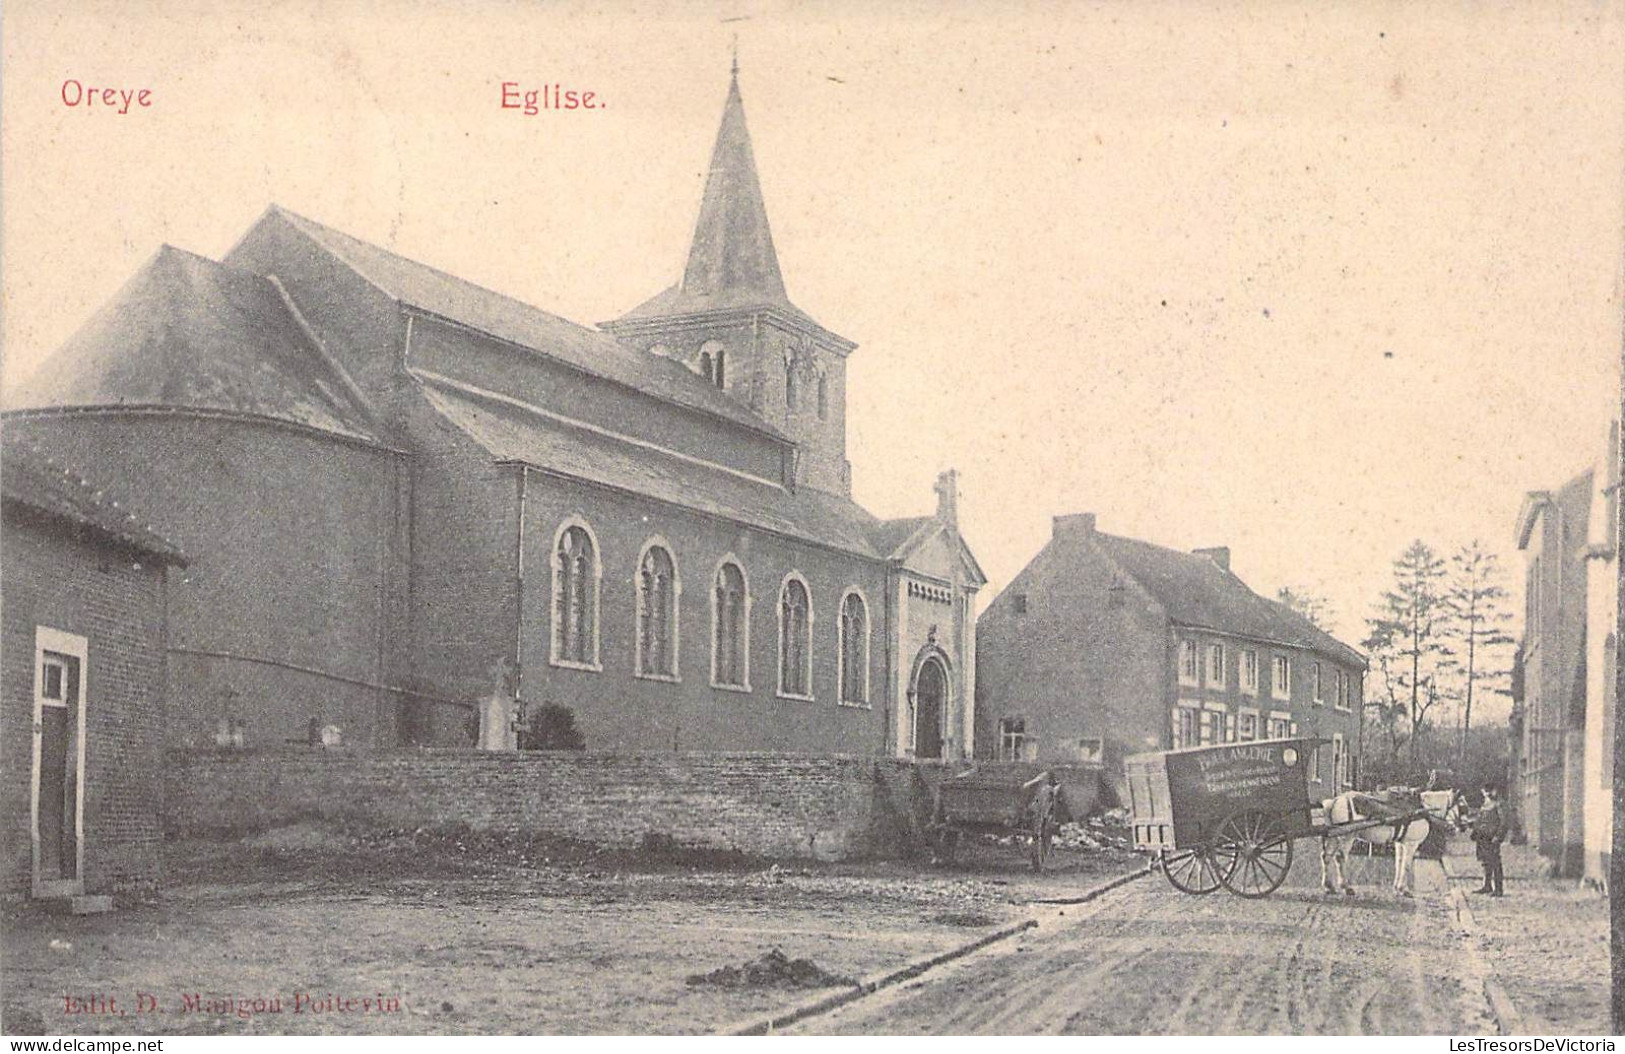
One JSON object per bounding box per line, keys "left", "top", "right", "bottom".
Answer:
{"left": 928, "top": 768, "right": 1063, "bottom": 871}
{"left": 1125, "top": 737, "right": 1433, "bottom": 898}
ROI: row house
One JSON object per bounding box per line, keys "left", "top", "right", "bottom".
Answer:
{"left": 1516, "top": 419, "right": 1619, "bottom": 882}
{"left": 976, "top": 513, "right": 1365, "bottom": 802}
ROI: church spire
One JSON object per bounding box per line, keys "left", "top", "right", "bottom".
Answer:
{"left": 679, "top": 63, "right": 786, "bottom": 300}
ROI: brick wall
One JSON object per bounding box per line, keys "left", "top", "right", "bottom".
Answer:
{"left": 165, "top": 748, "right": 939, "bottom": 861}
{"left": 2, "top": 511, "right": 168, "bottom": 895}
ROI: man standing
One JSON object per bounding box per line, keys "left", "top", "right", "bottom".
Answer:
{"left": 1473, "top": 784, "right": 1509, "bottom": 896}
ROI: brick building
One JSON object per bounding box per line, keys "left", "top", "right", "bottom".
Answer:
{"left": 1515, "top": 422, "right": 1620, "bottom": 881}
{"left": 975, "top": 514, "right": 1365, "bottom": 800}
{"left": 4, "top": 69, "right": 985, "bottom": 759}
{"left": 2, "top": 440, "right": 185, "bottom": 897}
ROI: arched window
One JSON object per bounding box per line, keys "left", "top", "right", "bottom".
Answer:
{"left": 838, "top": 590, "right": 868, "bottom": 705}
{"left": 817, "top": 373, "right": 829, "bottom": 420}
{"left": 551, "top": 521, "right": 600, "bottom": 668}
{"left": 712, "top": 559, "right": 749, "bottom": 688}
{"left": 778, "top": 575, "right": 812, "bottom": 698}
{"left": 714, "top": 349, "right": 726, "bottom": 388}
{"left": 636, "top": 541, "right": 679, "bottom": 678}
{"left": 785, "top": 361, "right": 798, "bottom": 410}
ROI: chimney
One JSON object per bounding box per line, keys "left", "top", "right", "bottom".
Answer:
{"left": 934, "top": 469, "right": 959, "bottom": 529}
{"left": 1193, "top": 546, "right": 1231, "bottom": 571}
{"left": 1053, "top": 512, "right": 1097, "bottom": 539}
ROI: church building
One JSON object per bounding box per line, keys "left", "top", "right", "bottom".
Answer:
{"left": 4, "top": 67, "right": 986, "bottom": 759}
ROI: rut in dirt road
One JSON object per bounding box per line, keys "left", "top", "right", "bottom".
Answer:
{"left": 795, "top": 857, "right": 1497, "bottom": 1035}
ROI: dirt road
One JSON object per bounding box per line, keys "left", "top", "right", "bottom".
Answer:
{"left": 795, "top": 852, "right": 1500, "bottom": 1035}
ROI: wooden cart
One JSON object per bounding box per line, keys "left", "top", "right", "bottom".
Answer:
{"left": 929, "top": 768, "right": 1063, "bottom": 872}
{"left": 1125, "top": 737, "right": 1325, "bottom": 898}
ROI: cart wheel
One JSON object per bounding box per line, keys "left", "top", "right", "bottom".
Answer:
{"left": 1213, "top": 810, "right": 1294, "bottom": 898}
{"left": 1161, "top": 848, "right": 1223, "bottom": 895}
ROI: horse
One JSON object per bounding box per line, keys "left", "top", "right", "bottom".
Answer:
{"left": 1318, "top": 790, "right": 1434, "bottom": 897}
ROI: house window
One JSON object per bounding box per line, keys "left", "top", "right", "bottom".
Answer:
{"left": 1172, "top": 705, "right": 1199, "bottom": 749}
{"left": 785, "top": 361, "right": 798, "bottom": 410}
{"left": 1272, "top": 655, "right": 1291, "bottom": 700}
{"left": 1207, "top": 644, "right": 1225, "bottom": 686}
{"left": 636, "top": 541, "right": 679, "bottom": 679}
{"left": 1267, "top": 712, "right": 1293, "bottom": 739}
{"left": 1241, "top": 649, "right": 1259, "bottom": 695}
{"left": 1178, "top": 640, "right": 1199, "bottom": 686}
{"left": 838, "top": 590, "right": 869, "bottom": 705}
{"left": 551, "top": 520, "right": 601, "bottom": 669}
{"left": 712, "top": 558, "right": 749, "bottom": 689}
{"left": 1013, "top": 593, "right": 1028, "bottom": 614}
{"left": 1313, "top": 662, "right": 1324, "bottom": 705}
{"left": 1237, "top": 710, "right": 1258, "bottom": 741}
{"left": 715, "top": 350, "right": 726, "bottom": 388}
{"left": 1309, "top": 744, "right": 1321, "bottom": 782}
{"left": 817, "top": 373, "right": 829, "bottom": 420}
{"left": 698, "top": 350, "right": 713, "bottom": 381}
{"left": 1332, "top": 734, "right": 1346, "bottom": 790}
{"left": 778, "top": 575, "right": 813, "bottom": 698}
{"left": 999, "top": 717, "right": 1025, "bottom": 761}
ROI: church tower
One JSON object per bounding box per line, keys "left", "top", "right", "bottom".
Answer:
{"left": 602, "top": 63, "right": 856, "bottom": 495}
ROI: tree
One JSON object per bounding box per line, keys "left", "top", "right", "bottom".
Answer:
{"left": 1363, "top": 541, "right": 1452, "bottom": 771}
{"left": 1441, "top": 541, "right": 1516, "bottom": 762}
{"left": 1275, "top": 586, "right": 1335, "bottom": 632}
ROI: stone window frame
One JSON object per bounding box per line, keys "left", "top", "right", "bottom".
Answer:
{"left": 1236, "top": 706, "right": 1260, "bottom": 742}
{"left": 1177, "top": 639, "right": 1200, "bottom": 687}
{"left": 776, "top": 571, "right": 816, "bottom": 702}
{"left": 709, "top": 554, "right": 752, "bottom": 693}
{"left": 836, "top": 586, "right": 871, "bottom": 708}
{"left": 1172, "top": 698, "right": 1201, "bottom": 749}
{"left": 549, "top": 515, "right": 603, "bottom": 672}
{"left": 1240, "top": 648, "right": 1260, "bottom": 696}
{"left": 1332, "top": 733, "right": 1346, "bottom": 790}
{"left": 1199, "top": 700, "right": 1228, "bottom": 745}
{"left": 1207, "top": 643, "right": 1226, "bottom": 688}
{"left": 1312, "top": 661, "right": 1325, "bottom": 706}
{"left": 1271, "top": 654, "right": 1292, "bottom": 701}
{"left": 633, "top": 535, "right": 682, "bottom": 683}
{"left": 1266, "top": 709, "right": 1294, "bottom": 739}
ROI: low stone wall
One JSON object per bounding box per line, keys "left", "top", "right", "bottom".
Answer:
{"left": 164, "top": 748, "right": 936, "bottom": 861}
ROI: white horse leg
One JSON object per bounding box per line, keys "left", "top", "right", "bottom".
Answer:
{"left": 1394, "top": 837, "right": 1415, "bottom": 895}
{"left": 1319, "top": 838, "right": 1334, "bottom": 892}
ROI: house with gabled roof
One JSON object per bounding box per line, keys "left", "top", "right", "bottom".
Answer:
{"left": 2, "top": 439, "right": 186, "bottom": 898}
{"left": 4, "top": 66, "right": 985, "bottom": 758}
{"left": 975, "top": 513, "right": 1365, "bottom": 799}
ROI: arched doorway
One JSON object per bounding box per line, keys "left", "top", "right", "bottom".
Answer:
{"left": 913, "top": 656, "right": 948, "bottom": 760}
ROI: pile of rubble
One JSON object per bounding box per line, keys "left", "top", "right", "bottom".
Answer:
{"left": 1052, "top": 808, "right": 1135, "bottom": 853}
{"left": 685, "top": 948, "right": 854, "bottom": 990}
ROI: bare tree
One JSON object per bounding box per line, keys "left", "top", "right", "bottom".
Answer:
{"left": 1441, "top": 540, "right": 1516, "bottom": 762}
{"left": 1363, "top": 540, "right": 1452, "bottom": 769}
{"left": 1275, "top": 585, "right": 1336, "bottom": 632}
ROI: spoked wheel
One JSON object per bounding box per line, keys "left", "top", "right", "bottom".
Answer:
{"left": 1161, "top": 847, "right": 1224, "bottom": 894}
{"left": 1213, "top": 809, "right": 1294, "bottom": 898}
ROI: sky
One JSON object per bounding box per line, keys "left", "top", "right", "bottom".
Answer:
{"left": 4, "top": 0, "right": 1622, "bottom": 726}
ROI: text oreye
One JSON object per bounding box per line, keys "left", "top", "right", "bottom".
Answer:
{"left": 61, "top": 80, "right": 152, "bottom": 114}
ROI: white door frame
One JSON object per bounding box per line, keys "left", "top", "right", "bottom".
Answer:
{"left": 32, "top": 625, "right": 88, "bottom": 898}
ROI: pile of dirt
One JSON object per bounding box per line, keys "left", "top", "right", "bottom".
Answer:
{"left": 685, "top": 948, "right": 854, "bottom": 990}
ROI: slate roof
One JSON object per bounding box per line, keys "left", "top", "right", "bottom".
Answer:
{"left": 414, "top": 373, "right": 882, "bottom": 558}
{"left": 2, "top": 438, "right": 186, "bottom": 564}
{"left": 611, "top": 73, "right": 838, "bottom": 341}
{"left": 1092, "top": 531, "right": 1365, "bottom": 667}
{"left": 5, "top": 246, "right": 382, "bottom": 444}
{"left": 266, "top": 207, "right": 788, "bottom": 440}
{"left": 869, "top": 516, "right": 936, "bottom": 559}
